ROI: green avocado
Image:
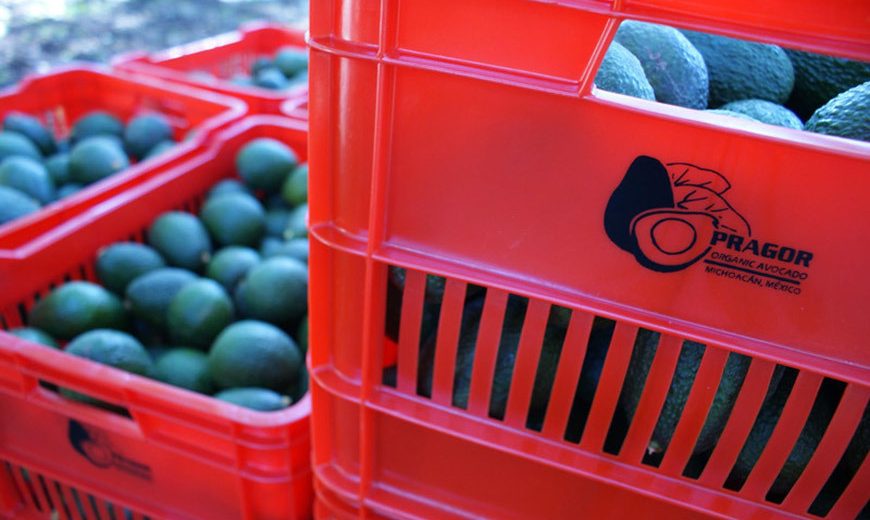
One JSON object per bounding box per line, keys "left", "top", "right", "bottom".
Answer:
{"left": 214, "top": 387, "right": 291, "bottom": 411}
{"left": 125, "top": 267, "right": 198, "bottom": 330}
{"left": 29, "top": 282, "right": 128, "bottom": 340}
{"left": 720, "top": 99, "right": 803, "bottom": 129}
{"left": 0, "top": 156, "right": 55, "bottom": 204}
{"left": 95, "top": 242, "right": 166, "bottom": 295}
{"left": 595, "top": 41, "right": 655, "bottom": 100}
{"left": 166, "top": 279, "right": 234, "bottom": 349}
{"left": 681, "top": 30, "right": 794, "bottom": 107}
{"left": 0, "top": 131, "right": 42, "bottom": 162}
{"left": 614, "top": 21, "right": 709, "bottom": 109}
{"left": 200, "top": 192, "right": 266, "bottom": 247}
{"left": 236, "top": 138, "right": 298, "bottom": 193}
{"left": 785, "top": 50, "right": 870, "bottom": 120}
{"left": 123, "top": 113, "right": 173, "bottom": 159}
{"left": 68, "top": 136, "right": 129, "bottom": 185}
{"left": 234, "top": 257, "right": 307, "bottom": 326}
{"left": 3, "top": 112, "right": 56, "bottom": 155}
{"left": 154, "top": 348, "right": 215, "bottom": 394}
{"left": 70, "top": 111, "right": 124, "bottom": 143}
{"left": 0, "top": 185, "right": 40, "bottom": 224}
{"left": 147, "top": 211, "right": 213, "bottom": 272}
{"left": 805, "top": 81, "right": 870, "bottom": 142}
{"left": 205, "top": 246, "right": 261, "bottom": 291}
{"left": 208, "top": 320, "right": 302, "bottom": 391}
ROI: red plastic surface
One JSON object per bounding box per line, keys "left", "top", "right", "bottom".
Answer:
{"left": 113, "top": 22, "right": 308, "bottom": 117}
{"left": 0, "top": 65, "right": 245, "bottom": 258}
{"left": 307, "top": 0, "right": 870, "bottom": 518}
{"left": 0, "top": 117, "right": 313, "bottom": 520}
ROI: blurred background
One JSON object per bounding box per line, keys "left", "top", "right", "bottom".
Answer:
{"left": 0, "top": 0, "right": 308, "bottom": 87}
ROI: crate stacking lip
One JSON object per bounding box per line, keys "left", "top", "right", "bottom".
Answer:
{"left": 112, "top": 22, "right": 308, "bottom": 118}
{"left": 0, "top": 64, "right": 246, "bottom": 259}
{"left": 0, "top": 116, "right": 313, "bottom": 520}
{"left": 305, "top": 0, "right": 870, "bottom": 518}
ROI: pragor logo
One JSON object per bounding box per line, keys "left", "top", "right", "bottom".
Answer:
{"left": 604, "top": 156, "right": 813, "bottom": 294}
{"left": 68, "top": 420, "right": 153, "bottom": 480}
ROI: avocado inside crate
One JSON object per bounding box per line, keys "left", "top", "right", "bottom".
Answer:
{"left": 0, "top": 118, "right": 309, "bottom": 414}
{"left": 2, "top": 460, "right": 150, "bottom": 520}
{"left": 381, "top": 263, "right": 869, "bottom": 517}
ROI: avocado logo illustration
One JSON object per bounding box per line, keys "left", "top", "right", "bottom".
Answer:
{"left": 68, "top": 419, "right": 114, "bottom": 468}
{"left": 604, "top": 155, "right": 750, "bottom": 272}
{"left": 68, "top": 419, "right": 153, "bottom": 480}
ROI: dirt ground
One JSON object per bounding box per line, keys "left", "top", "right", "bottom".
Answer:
{"left": 0, "top": 0, "right": 307, "bottom": 87}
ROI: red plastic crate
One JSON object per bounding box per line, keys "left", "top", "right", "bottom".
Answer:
{"left": 113, "top": 22, "right": 308, "bottom": 117}
{"left": 0, "top": 65, "right": 246, "bottom": 258}
{"left": 0, "top": 116, "right": 313, "bottom": 520}
{"left": 307, "top": 0, "right": 870, "bottom": 518}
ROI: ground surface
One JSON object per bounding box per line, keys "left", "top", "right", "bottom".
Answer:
{"left": 0, "top": 0, "right": 307, "bottom": 87}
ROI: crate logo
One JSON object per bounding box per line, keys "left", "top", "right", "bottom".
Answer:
{"left": 604, "top": 156, "right": 813, "bottom": 295}
{"left": 68, "top": 420, "right": 152, "bottom": 480}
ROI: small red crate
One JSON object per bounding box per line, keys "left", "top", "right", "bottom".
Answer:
{"left": 113, "top": 22, "right": 308, "bottom": 117}
{"left": 307, "top": 0, "right": 869, "bottom": 518}
{"left": 0, "top": 116, "right": 313, "bottom": 520}
{"left": 0, "top": 65, "right": 245, "bottom": 257}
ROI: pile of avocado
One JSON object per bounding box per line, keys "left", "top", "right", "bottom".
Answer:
{"left": 8, "top": 137, "right": 309, "bottom": 412}
{"left": 385, "top": 279, "right": 867, "bottom": 508}
{"left": 190, "top": 46, "right": 308, "bottom": 91}
{"left": 0, "top": 110, "right": 180, "bottom": 227}
{"left": 594, "top": 20, "right": 870, "bottom": 141}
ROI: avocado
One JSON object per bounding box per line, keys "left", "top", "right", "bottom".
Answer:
{"left": 214, "top": 387, "right": 291, "bottom": 411}
{"left": 236, "top": 138, "right": 298, "bottom": 193}
{"left": 125, "top": 267, "right": 197, "bottom": 330}
{"left": 260, "top": 237, "right": 309, "bottom": 264}
{"left": 29, "top": 282, "right": 128, "bottom": 340}
{"left": 3, "top": 112, "right": 56, "bottom": 155}
{"left": 143, "top": 140, "right": 175, "bottom": 159}
{"left": 805, "top": 81, "right": 870, "bottom": 142}
{"left": 154, "top": 348, "right": 214, "bottom": 394}
{"left": 619, "top": 331, "right": 753, "bottom": 455}
{"left": 208, "top": 320, "right": 302, "bottom": 391}
{"left": 8, "top": 327, "right": 59, "bottom": 348}
{"left": 254, "top": 68, "right": 289, "bottom": 90}
{"left": 595, "top": 41, "right": 655, "bottom": 100}
{"left": 719, "top": 100, "right": 803, "bottom": 129}
{"left": 0, "top": 185, "right": 40, "bottom": 224}
{"left": 44, "top": 153, "right": 71, "bottom": 185}
{"left": 166, "top": 279, "right": 234, "bottom": 349}
{"left": 207, "top": 179, "right": 251, "bottom": 200}
{"left": 70, "top": 111, "right": 124, "bottom": 143}
{"left": 147, "top": 211, "right": 213, "bottom": 272}
{"left": 681, "top": 30, "right": 794, "bottom": 107}
{"left": 264, "top": 209, "right": 293, "bottom": 238}
{"left": 273, "top": 47, "right": 308, "bottom": 78}
{"left": 281, "top": 163, "right": 308, "bottom": 207}
{"left": 200, "top": 192, "right": 266, "bottom": 247}
{"left": 123, "top": 114, "right": 173, "bottom": 159}
{"left": 614, "top": 21, "right": 709, "bottom": 109}
{"left": 65, "top": 329, "right": 151, "bottom": 373}
{"left": 205, "top": 246, "right": 261, "bottom": 291}
{"left": 785, "top": 50, "right": 870, "bottom": 120}
{"left": 0, "top": 156, "right": 55, "bottom": 204}
{"left": 56, "top": 183, "right": 84, "bottom": 199}
{"left": 728, "top": 375, "right": 837, "bottom": 500}
{"left": 68, "top": 136, "right": 129, "bottom": 185}
{"left": 0, "top": 131, "right": 42, "bottom": 162}
{"left": 95, "top": 242, "right": 166, "bottom": 295}
{"left": 251, "top": 57, "right": 274, "bottom": 76}
{"left": 234, "top": 257, "right": 307, "bottom": 326}
{"left": 416, "top": 296, "right": 561, "bottom": 425}
{"left": 284, "top": 204, "right": 308, "bottom": 240}
{"left": 62, "top": 330, "right": 152, "bottom": 405}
